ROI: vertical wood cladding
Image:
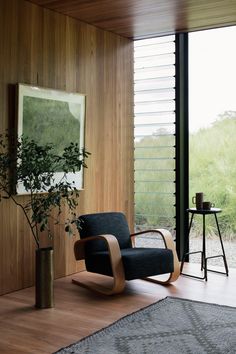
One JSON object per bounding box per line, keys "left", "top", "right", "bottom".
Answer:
{"left": 0, "top": 0, "right": 134, "bottom": 295}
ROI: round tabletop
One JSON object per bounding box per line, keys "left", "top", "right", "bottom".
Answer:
{"left": 187, "top": 208, "right": 222, "bottom": 215}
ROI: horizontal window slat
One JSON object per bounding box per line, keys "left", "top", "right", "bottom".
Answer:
{"left": 135, "top": 155, "right": 175, "bottom": 160}
{"left": 135, "top": 145, "right": 175, "bottom": 148}
{"left": 135, "top": 156, "right": 175, "bottom": 160}
{"left": 135, "top": 75, "right": 175, "bottom": 83}
{"left": 135, "top": 202, "right": 176, "bottom": 207}
{"left": 135, "top": 54, "right": 175, "bottom": 68}
{"left": 135, "top": 87, "right": 175, "bottom": 94}
{"left": 135, "top": 66, "right": 175, "bottom": 73}
{"left": 135, "top": 168, "right": 175, "bottom": 171}
{"left": 135, "top": 139, "right": 175, "bottom": 147}
{"left": 135, "top": 111, "right": 175, "bottom": 117}
{"left": 135, "top": 105, "right": 175, "bottom": 114}
{"left": 135, "top": 169, "right": 175, "bottom": 174}
{"left": 135, "top": 90, "right": 175, "bottom": 102}
{"left": 135, "top": 214, "right": 175, "bottom": 218}
{"left": 134, "top": 77, "right": 175, "bottom": 92}
{"left": 134, "top": 64, "right": 175, "bottom": 71}
{"left": 135, "top": 191, "right": 175, "bottom": 195}
{"left": 135, "top": 180, "right": 175, "bottom": 183}
{"left": 134, "top": 35, "right": 175, "bottom": 47}
{"left": 135, "top": 226, "right": 176, "bottom": 232}
{"left": 135, "top": 87, "right": 174, "bottom": 95}
{"left": 135, "top": 156, "right": 175, "bottom": 169}
{"left": 135, "top": 122, "right": 175, "bottom": 127}
{"left": 135, "top": 210, "right": 175, "bottom": 215}
{"left": 135, "top": 99, "right": 175, "bottom": 105}
{"left": 135, "top": 170, "right": 175, "bottom": 176}
{"left": 135, "top": 134, "right": 174, "bottom": 139}
{"left": 135, "top": 52, "right": 175, "bottom": 61}
{"left": 135, "top": 157, "right": 174, "bottom": 160}
{"left": 135, "top": 134, "right": 175, "bottom": 138}
{"left": 135, "top": 128, "right": 175, "bottom": 137}
{"left": 135, "top": 65, "right": 175, "bottom": 80}
{"left": 135, "top": 42, "right": 175, "bottom": 57}
{"left": 135, "top": 112, "right": 175, "bottom": 125}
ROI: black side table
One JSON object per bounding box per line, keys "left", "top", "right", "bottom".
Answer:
{"left": 180, "top": 208, "right": 229, "bottom": 281}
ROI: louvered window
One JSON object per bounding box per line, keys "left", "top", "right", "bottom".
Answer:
{"left": 134, "top": 36, "right": 176, "bottom": 235}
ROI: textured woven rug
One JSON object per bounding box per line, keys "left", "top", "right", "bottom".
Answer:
{"left": 54, "top": 297, "right": 236, "bottom": 354}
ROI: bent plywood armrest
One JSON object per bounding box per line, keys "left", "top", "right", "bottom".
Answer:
{"left": 130, "top": 228, "right": 180, "bottom": 283}
{"left": 72, "top": 234, "right": 126, "bottom": 295}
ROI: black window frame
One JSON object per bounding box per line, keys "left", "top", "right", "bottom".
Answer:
{"left": 175, "top": 32, "right": 189, "bottom": 260}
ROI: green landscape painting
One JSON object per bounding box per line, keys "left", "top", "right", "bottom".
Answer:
{"left": 22, "top": 96, "right": 81, "bottom": 157}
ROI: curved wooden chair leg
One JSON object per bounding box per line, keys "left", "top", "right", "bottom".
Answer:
{"left": 131, "top": 228, "right": 180, "bottom": 285}
{"left": 72, "top": 234, "right": 126, "bottom": 295}
{"left": 72, "top": 274, "right": 124, "bottom": 295}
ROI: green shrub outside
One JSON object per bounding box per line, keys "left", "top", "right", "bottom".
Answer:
{"left": 135, "top": 111, "right": 236, "bottom": 239}
{"left": 189, "top": 111, "right": 236, "bottom": 238}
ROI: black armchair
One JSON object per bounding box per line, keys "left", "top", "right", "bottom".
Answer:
{"left": 72, "top": 212, "right": 180, "bottom": 295}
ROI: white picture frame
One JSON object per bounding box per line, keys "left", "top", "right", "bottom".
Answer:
{"left": 17, "top": 83, "right": 86, "bottom": 194}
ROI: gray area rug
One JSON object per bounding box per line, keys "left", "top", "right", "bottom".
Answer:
{"left": 54, "top": 297, "right": 236, "bottom": 354}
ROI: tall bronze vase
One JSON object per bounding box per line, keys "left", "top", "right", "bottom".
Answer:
{"left": 35, "top": 247, "right": 54, "bottom": 309}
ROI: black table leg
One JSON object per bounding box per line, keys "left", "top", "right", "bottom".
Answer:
{"left": 181, "top": 213, "right": 207, "bottom": 280}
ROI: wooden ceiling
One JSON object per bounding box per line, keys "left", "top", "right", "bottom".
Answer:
{"left": 27, "top": 0, "right": 236, "bottom": 39}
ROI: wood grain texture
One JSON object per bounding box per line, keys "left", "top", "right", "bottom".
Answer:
{"left": 0, "top": 265, "right": 235, "bottom": 353}
{"left": 27, "top": 0, "right": 236, "bottom": 39}
{"left": 73, "top": 234, "right": 126, "bottom": 294}
{"left": 0, "top": 0, "right": 134, "bottom": 295}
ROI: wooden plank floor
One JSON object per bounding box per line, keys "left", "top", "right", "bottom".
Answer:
{"left": 0, "top": 263, "right": 236, "bottom": 354}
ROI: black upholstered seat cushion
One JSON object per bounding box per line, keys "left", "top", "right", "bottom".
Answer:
{"left": 79, "top": 212, "right": 132, "bottom": 255}
{"left": 85, "top": 247, "right": 174, "bottom": 280}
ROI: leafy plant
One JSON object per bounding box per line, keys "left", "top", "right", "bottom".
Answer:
{"left": 0, "top": 133, "right": 90, "bottom": 248}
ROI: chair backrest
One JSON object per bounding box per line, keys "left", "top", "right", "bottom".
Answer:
{"left": 78, "top": 212, "right": 132, "bottom": 254}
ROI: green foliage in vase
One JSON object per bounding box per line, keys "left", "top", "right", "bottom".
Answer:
{"left": 0, "top": 133, "right": 90, "bottom": 248}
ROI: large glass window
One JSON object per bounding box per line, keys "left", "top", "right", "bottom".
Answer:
{"left": 189, "top": 26, "right": 236, "bottom": 269}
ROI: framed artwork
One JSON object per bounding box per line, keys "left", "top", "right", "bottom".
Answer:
{"left": 17, "top": 83, "right": 86, "bottom": 194}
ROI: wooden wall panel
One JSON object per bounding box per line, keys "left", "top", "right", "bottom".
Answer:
{"left": 28, "top": 0, "right": 236, "bottom": 39}
{"left": 0, "top": 0, "right": 134, "bottom": 295}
